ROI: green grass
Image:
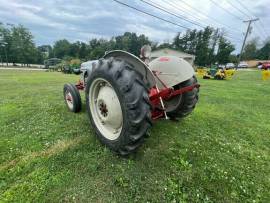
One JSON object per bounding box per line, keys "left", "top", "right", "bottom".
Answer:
{"left": 0, "top": 70, "right": 269, "bottom": 202}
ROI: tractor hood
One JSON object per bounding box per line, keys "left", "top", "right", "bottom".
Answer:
{"left": 148, "top": 56, "right": 194, "bottom": 88}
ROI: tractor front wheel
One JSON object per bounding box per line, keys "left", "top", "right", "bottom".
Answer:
{"left": 164, "top": 76, "right": 199, "bottom": 118}
{"left": 63, "top": 83, "right": 82, "bottom": 113}
{"left": 85, "top": 58, "right": 152, "bottom": 155}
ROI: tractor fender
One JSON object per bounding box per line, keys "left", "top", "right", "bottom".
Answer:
{"left": 103, "top": 50, "right": 156, "bottom": 88}
{"left": 79, "top": 69, "right": 91, "bottom": 86}
{"left": 148, "top": 56, "right": 195, "bottom": 88}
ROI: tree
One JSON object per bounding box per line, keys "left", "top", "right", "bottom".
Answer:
{"left": 195, "top": 27, "right": 213, "bottom": 66}
{"left": 88, "top": 38, "right": 113, "bottom": 59}
{"left": 208, "top": 28, "right": 219, "bottom": 65}
{"left": 242, "top": 39, "right": 257, "bottom": 60}
{"left": 256, "top": 41, "right": 270, "bottom": 60}
{"left": 0, "top": 22, "right": 12, "bottom": 65}
{"left": 173, "top": 29, "right": 198, "bottom": 54}
{"left": 229, "top": 54, "right": 239, "bottom": 64}
{"left": 114, "top": 32, "right": 150, "bottom": 56}
{"left": 1, "top": 22, "right": 245, "bottom": 66}
{"left": 216, "top": 36, "right": 235, "bottom": 64}
{"left": 10, "top": 25, "right": 38, "bottom": 65}
{"left": 53, "top": 39, "right": 71, "bottom": 58}
{"left": 78, "top": 42, "right": 88, "bottom": 59}
{"left": 172, "top": 27, "right": 215, "bottom": 66}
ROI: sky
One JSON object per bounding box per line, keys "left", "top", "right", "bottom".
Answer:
{"left": 0, "top": 0, "right": 269, "bottom": 53}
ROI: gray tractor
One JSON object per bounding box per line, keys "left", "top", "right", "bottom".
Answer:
{"left": 63, "top": 46, "right": 199, "bottom": 155}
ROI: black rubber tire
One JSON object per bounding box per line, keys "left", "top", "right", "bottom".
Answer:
{"left": 165, "top": 76, "right": 199, "bottom": 118}
{"left": 85, "top": 57, "right": 152, "bottom": 155}
{"left": 63, "top": 83, "right": 82, "bottom": 113}
{"left": 214, "top": 75, "right": 223, "bottom": 80}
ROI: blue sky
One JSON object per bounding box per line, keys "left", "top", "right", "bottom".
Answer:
{"left": 0, "top": 0, "right": 269, "bottom": 53}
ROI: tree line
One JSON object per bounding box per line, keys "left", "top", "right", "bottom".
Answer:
{"left": 0, "top": 22, "right": 269, "bottom": 66}
{"left": 241, "top": 38, "right": 270, "bottom": 61}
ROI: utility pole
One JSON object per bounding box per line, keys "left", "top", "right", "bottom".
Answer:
{"left": 238, "top": 18, "right": 259, "bottom": 62}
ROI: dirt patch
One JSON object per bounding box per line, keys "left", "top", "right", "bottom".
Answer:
{"left": 0, "top": 137, "right": 85, "bottom": 171}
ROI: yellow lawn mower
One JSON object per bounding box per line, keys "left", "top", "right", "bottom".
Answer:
{"left": 201, "top": 65, "right": 235, "bottom": 80}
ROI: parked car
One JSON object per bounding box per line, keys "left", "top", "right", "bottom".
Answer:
{"left": 261, "top": 62, "right": 270, "bottom": 70}
{"left": 218, "top": 64, "right": 225, "bottom": 69}
{"left": 226, "top": 63, "right": 235, "bottom": 69}
{"left": 238, "top": 61, "right": 248, "bottom": 68}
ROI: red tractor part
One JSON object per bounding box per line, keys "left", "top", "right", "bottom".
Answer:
{"left": 74, "top": 77, "right": 199, "bottom": 120}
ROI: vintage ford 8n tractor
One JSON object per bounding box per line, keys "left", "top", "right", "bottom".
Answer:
{"left": 63, "top": 46, "right": 200, "bottom": 155}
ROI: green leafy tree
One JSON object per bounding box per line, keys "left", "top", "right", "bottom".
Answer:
{"left": 114, "top": 32, "right": 150, "bottom": 56}
{"left": 79, "top": 42, "right": 89, "bottom": 59}
{"left": 242, "top": 39, "right": 257, "bottom": 60}
{"left": 208, "top": 28, "right": 219, "bottom": 65}
{"left": 53, "top": 39, "right": 71, "bottom": 58}
{"left": 229, "top": 54, "right": 239, "bottom": 64}
{"left": 216, "top": 36, "right": 235, "bottom": 64}
{"left": 173, "top": 29, "right": 198, "bottom": 54}
{"left": 256, "top": 40, "right": 270, "bottom": 60}
{"left": 10, "top": 24, "right": 38, "bottom": 65}
{"left": 173, "top": 27, "right": 214, "bottom": 66}
{"left": 195, "top": 27, "right": 213, "bottom": 66}
{"left": 0, "top": 22, "right": 12, "bottom": 65}
{"left": 88, "top": 38, "right": 114, "bottom": 59}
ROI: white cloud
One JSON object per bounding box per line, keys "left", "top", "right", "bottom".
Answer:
{"left": 124, "top": 23, "right": 176, "bottom": 42}
{"left": 0, "top": 0, "right": 268, "bottom": 52}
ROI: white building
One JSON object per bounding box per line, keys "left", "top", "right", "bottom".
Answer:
{"left": 150, "top": 48, "right": 195, "bottom": 65}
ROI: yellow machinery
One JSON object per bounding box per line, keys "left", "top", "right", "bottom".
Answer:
{"left": 197, "top": 65, "right": 235, "bottom": 80}
{"left": 262, "top": 69, "right": 270, "bottom": 81}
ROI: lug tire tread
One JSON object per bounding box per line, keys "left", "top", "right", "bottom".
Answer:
{"left": 63, "top": 83, "right": 82, "bottom": 113}
{"left": 86, "top": 58, "right": 152, "bottom": 155}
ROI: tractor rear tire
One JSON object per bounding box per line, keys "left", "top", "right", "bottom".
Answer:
{"left": 85, "top": 57, "right": 152, "bottom": 155}
{"left": 63, "top": 83, "right": 82, "bottom": 113}
{"left": 165, "top": 76, "right": 199, "bottom": 118}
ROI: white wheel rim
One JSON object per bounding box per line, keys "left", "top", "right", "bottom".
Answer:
{"left": 89, "top": 78, "right": 123, "bottom": 140}
{"left": 65, "top": 91, "right": 74, "bottom": 110}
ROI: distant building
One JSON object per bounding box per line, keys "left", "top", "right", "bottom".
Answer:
{"left": 246, "top": 60, "right": 270, "bottom": 68}
{"left": 44, "top": 58, "right": 62, "bottom": 68}
{"left": 150, "top": 48, "right": 195, "bottom": 65}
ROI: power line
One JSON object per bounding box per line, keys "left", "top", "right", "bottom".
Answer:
{"left": 176, "top": 0, "right": 242, "bottom": 33}
{"left": 143, "top": 0, "right": 242, "bottom": 41}
{"left": 258, "top": 20, "right": 269, "bottom": 37}
{"left": 225, "top": 0, "right": 250, "bottom": 19}
{"left": 140, "top": 0, "right": 205, "bottom": 28}
{"left": 254, "top": 23, "right": 268, "bottom": 41}
{"left": 208, "top": 0, "right": 244, "bottom": 21}
{"left": 232, "top": 0, "right": 269, "bottom": 39}
{"left": 224, "top": 0, "right": 266, "bottom": 40}
{"left": 112, "top": 0, "right": 190, "bottom": 29}
{"left": 160, "top": 0, "right": 242, "bottom": 41}
{"left": 158, "top": 0, "right": 211, "bottom": 26}
{"left": 233, "top": 0, "right": 254, "bottom": 15}
{"left": 112, "top": 0, "right": 242, "bottom": 43}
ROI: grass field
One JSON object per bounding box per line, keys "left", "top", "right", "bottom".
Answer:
{"left": 0, "top": 69, "right": 269, "bottom": 202}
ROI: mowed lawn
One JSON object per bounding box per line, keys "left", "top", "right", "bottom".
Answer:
{"left": 0, "top": 69, "right": 269, "bottom": 202}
